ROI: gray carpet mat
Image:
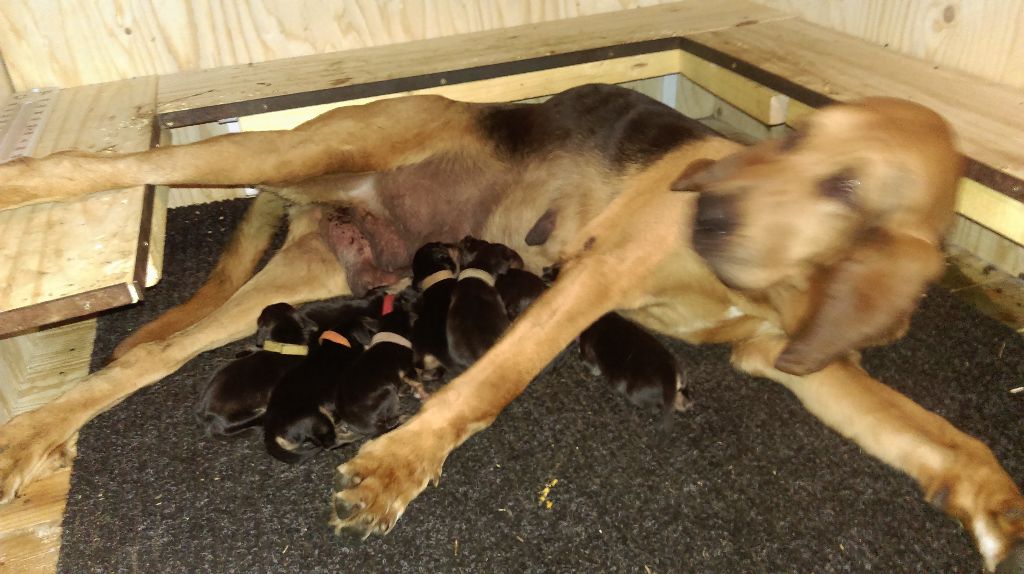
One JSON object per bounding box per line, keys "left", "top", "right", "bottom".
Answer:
{"left": 57, "top": 198, "right": 1024, "bottom": 573}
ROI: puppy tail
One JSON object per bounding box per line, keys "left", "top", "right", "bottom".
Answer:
{"left": 111, "top": 192, "right": 288, "bottom": 359}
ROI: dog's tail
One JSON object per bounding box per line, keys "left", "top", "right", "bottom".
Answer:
{"left": 111, "top": 192, "right": 288, "bottom": 359}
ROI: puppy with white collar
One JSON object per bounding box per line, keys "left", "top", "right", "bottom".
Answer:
{"left": 334, "top": 288, "right": 426, "bottom": 440}
{"left": 447, "top": 236, "right": 524, "bottom": 372}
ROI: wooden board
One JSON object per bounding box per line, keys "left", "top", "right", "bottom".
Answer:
{"left": 156, "top": 1, "right": 791, "bottom": 124}
{"left": 0, "top": 0, "right": 693, "bottom": 90}
{"left": 0, "top": 77, "right": 157, "bottom": 336}
{"left": 751, "top": 0, "right": 1024, "bottom": 89}
{"left": 677, "top": 51, "right": 787, "bottom": 125}
{"left": 686, "top": 18, "right": 1024, "bottom": 186}
{"left": 239, "top": 51, "right": 681, "bottom": 131}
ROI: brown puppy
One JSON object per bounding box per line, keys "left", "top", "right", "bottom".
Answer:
{"left": 578, "top": 312, "right": 692, "bottom": 425}
{"left": 0, "top": 85, "right": 1020, "bottom": 571}
{"left": 446, "top": 236, "right": 524, "bottom": 372}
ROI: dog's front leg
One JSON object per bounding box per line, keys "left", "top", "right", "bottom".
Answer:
{"left": 732, "top": 336, "right": 1024, "bottom": 573}
{"left": 329, "top": 251, "right": 628, "bottom": 537}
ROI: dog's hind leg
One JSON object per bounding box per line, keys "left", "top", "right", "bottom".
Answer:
{"left": 111, "top": 192, "right": 288, "bottom": 358}
{"left": 731, "top": 336, "right": 1024, "bottom": 573}
{"left": 0, "top": 95, "right": 478, "bottom": 211}
{"left": 0, "top": 207, "right": 349, "bottom": 501}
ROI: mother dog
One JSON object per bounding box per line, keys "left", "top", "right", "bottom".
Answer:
{"left": 0, "top": 84, "right": 1020, "bottom": 571}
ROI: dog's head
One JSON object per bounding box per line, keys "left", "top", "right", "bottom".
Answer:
{"left": 457, "top": 236, "right": 525, "bottom": 275}
{"left": 673, "top": 98, "right": 962, "bottom": 375}
{"left": 255, "top": 302, "right": 319, "bottom": 347}
{"left": 412, "top": 242, "right": 459, "bottom": 285}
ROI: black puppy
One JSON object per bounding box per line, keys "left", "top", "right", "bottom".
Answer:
{"left": 578, "top": 312, "right": 693, "bottom": 425}
{"left": 334, "top": 288, "right": 425, "bottom": 441}
{"left": 196, "top": 302, "right": 318, "bottom": 437}
{"left": 409, "top": 242, "right": 459, "bottom": 381}
{"left": 495, "top": 268, "right": 547, "bottom": 320}
{"left": 447, "top": 236, "right": 524, "bottom": 371}
{"left": 262, "top": 293, "right": 385, "bottom": 463}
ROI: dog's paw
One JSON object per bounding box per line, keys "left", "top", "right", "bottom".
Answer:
{"left": 329, "top": 424, "right": 447, "bottom": 537}
{"left": 0, "top": 415, "right": 74, "bottom": 502}
{"left": 924, "top": 463, "right": 1024, "bottom": 572}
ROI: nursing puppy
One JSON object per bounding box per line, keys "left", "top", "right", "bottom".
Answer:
{"left": 196, "top": 302, "right": 317, "bottom": 437}
{"left": 447, "top": 236, "right": 524, "bottom": 371}
{"left": 409, "top": 242, "right": 459, "bottom": 381}
{"left": 334, "top": 289, "right": 424, "bottom": 441}
{"left": 262, "top": 293, "right": 386, "bottom": 463}
{"left": 578, "top": 312, "right": 693, "bottom": 425}
{"left": 495, "top": 268, "right": 547, "bottom": 320}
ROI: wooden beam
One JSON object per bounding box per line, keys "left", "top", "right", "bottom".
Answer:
{"left": 677, "top": 50, "right": 787, "bottom": 125}
{"left": 240, "top": 51, "right": 679, "bottom": 131}
{"left": 157, "top": 0, "right": 792, "bottom": 125}
{"left": 0, "top": 78, "right": 157, "bottom": 335}
{"left": 956, "top": 178, "right": 1024, "bottom": 246}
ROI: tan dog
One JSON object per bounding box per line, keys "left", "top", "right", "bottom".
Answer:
{"left": 0, "top": 84, "right": 1019, "bottom": 571}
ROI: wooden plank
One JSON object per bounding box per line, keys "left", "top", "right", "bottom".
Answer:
{"left": 239, "top": 51, "right": 680, "bottom": 131}
{"left": 751, "top": 0, "right": 1024, "bottom": 89}
{"left": 0, "top": 0, "right": 689, "bottom": 90}
{"left": 0, "top": 77, "right": 157, "bottom": 334}
{"left": 949, "top": 216, "right": 1024, "bottom": 279}
{"left": 677, "top": 51, "right": 787, "bottom": 125}
{"left": 686, "top": 18, "right": 1024, "bottom": 186}
{"left": 0, "top": 469, "right": 69, "bottom": 535}
{"left": 157, "top": 1, "right": 792, "bottom": 124}
{"left": 0, "top": 527, "right": 61, "bottom": 574}
{"left": 956, "top": 179, "right": 1024, "bottom": 246}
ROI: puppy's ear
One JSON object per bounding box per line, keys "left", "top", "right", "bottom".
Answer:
{"left": 774, "top": 230, "right": 943, "bottom": 375}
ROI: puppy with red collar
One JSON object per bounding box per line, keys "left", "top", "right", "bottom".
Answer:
{"left": 334, "top": 288, "right": 426, "bottom": 441}
{"left": 447, "top": 236, "right": 524, "bottom": 372}
{"left": 409, "top": 242, "right": 459, "bottom": 381}
{"left": 578, "top": 312, "right": 693, "bottom": 425}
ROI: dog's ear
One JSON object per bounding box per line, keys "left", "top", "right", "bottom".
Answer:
{"left": 774, "top": 230, "right": 943, "bottom": 375}
{"left": 670, "top": 157, "right": 725, "bottom": 191}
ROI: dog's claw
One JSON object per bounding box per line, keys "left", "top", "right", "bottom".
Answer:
{"left": 328, "top": 422, "right": 449, "bottom": 540}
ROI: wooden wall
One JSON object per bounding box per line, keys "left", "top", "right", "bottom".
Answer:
{"left": 751, "top": 0, "right": 1024, "bottom": 88}
{"left": 0, "top": 0, "right": 674, "bottom": 90}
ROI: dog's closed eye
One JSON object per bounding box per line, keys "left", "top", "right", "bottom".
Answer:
{"left": 818, "top": 168, "right": 860, "bottom": 205}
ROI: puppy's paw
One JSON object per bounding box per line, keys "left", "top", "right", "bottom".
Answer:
{"left": 0, "top": 415, "right": 74, "bottom": 503}
{"left": 729, "top": 335, "right": 788, "bottom": 379}
{"left": 329, "top": 423, "right": 447, "bottom": 537}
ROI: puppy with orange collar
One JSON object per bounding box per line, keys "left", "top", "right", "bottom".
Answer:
{"left": 262, "top": 293, "right": 385, "bottom": 463}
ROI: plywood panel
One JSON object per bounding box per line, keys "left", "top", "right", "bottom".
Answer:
{"left": 0, "top": 0, "right": 693, "bottom": 90}
{"left": 0, "top": 77, "right": 156, "bottom": 333}
{"left": 157, "top": 1, "right": 791, "bottom": 121}
{"left": 752, "top": 0, "right": 1024, "bottom": 89}
{"left": 239, "top": 51, "right": 681, "bottom": 131}
{"left": 689, "top": 18, "right": 1024, "bottom": 183}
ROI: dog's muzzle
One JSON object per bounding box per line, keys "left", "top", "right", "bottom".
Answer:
{"left": 691, "top": 192, "right": 737, "bottom": 259}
